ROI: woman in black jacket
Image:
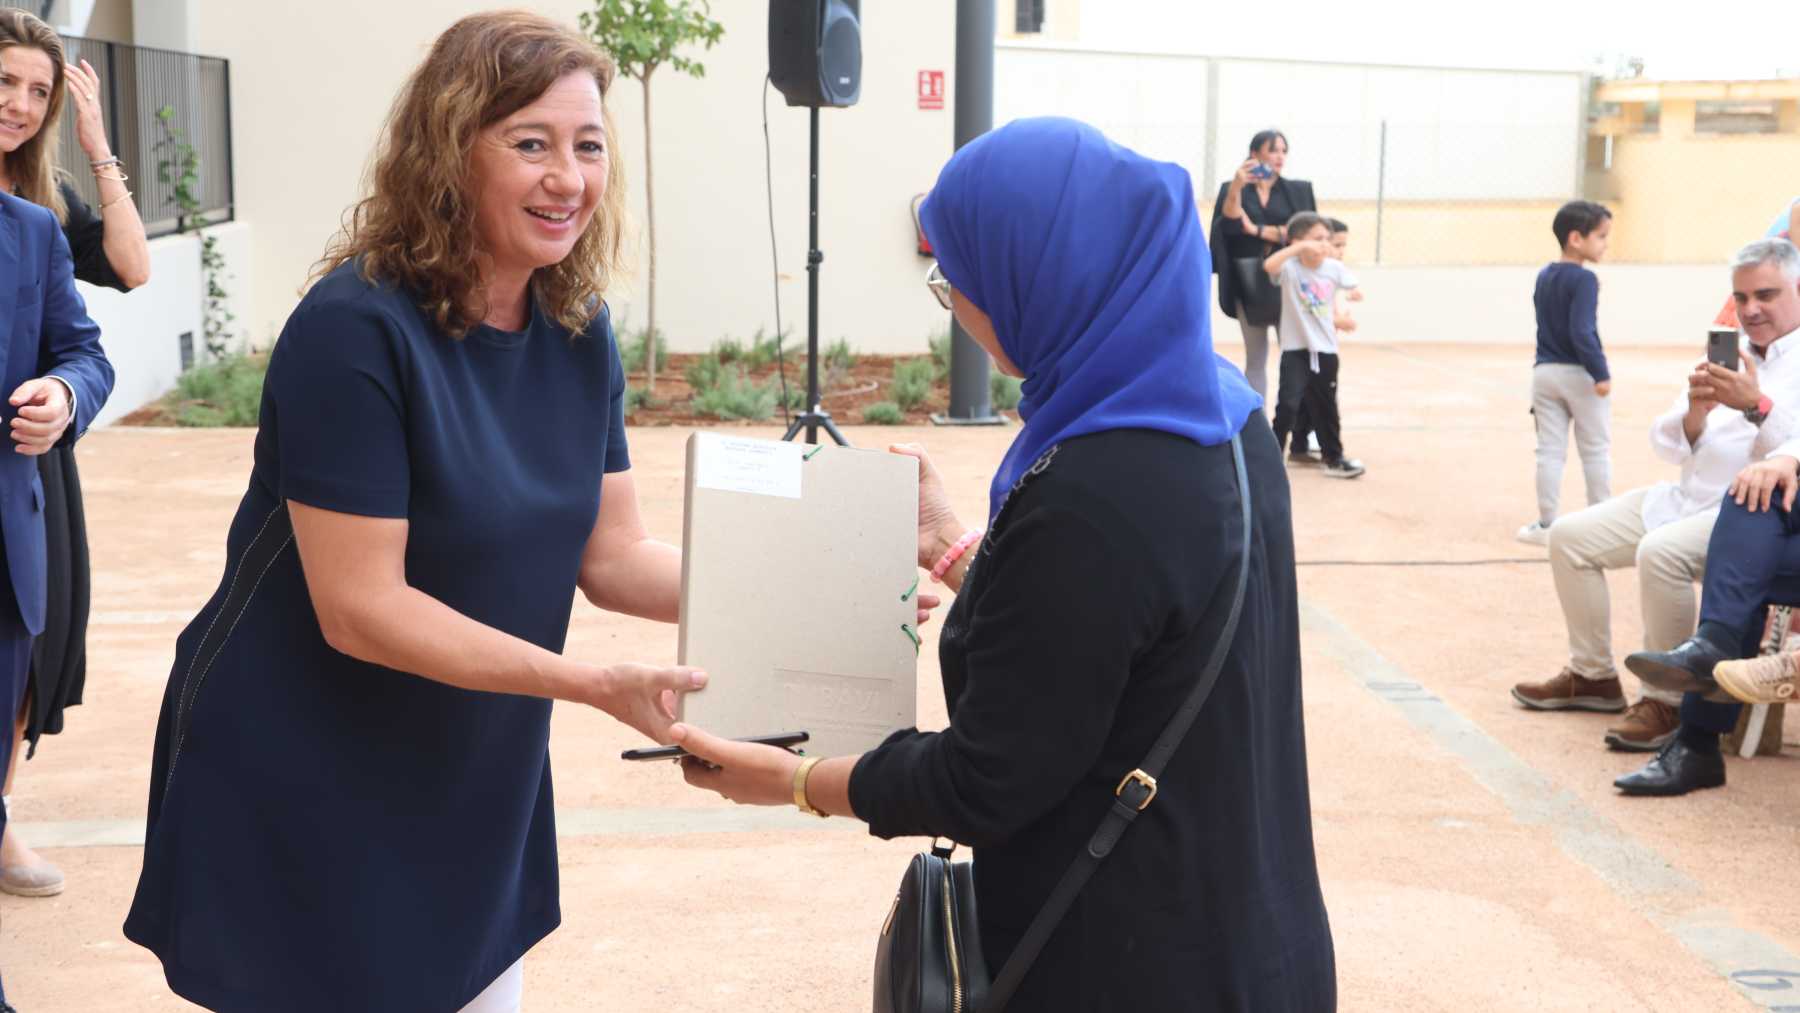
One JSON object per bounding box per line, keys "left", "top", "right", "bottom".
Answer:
{"left": 1211, "top": 129, "right": 1316, "bottom": 402}
{"left": 674, "top": 117, "right": 1336, "bottom": 1012}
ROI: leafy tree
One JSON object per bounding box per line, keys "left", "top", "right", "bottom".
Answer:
{"left": 580, "top": 1, "right": 724, "bottom": 392}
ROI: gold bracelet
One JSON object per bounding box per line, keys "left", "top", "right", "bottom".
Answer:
{"left": 94, "top": 168, "right": 129, "bottom": 184}
{"left": 792, "top": 756, "right": 828, "bottom": 818}
{"left": 98, "top": 190, "right": 133, "bottom": 212}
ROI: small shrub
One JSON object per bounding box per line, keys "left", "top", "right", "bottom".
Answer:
{"left": 684, "top": 353, "right": 725, "bottom": 394}
{"left": 624, "top": 385, "right": 655, "bottom": 415}
{"left": 825, "top": 337, "right": 856, "bottom": 372}
{"left": 171, "top": 353, "right": 266, "bottom": 426}
{"left": 619, "top": 327, "right": 669, "bottom": 374}
{"left": 862, "top": 401, "right": 904, "bottom": 425}
{"left": 712, "top": 337, "right": 745, "bottom": 363}
{"left": 774, "top": 383, "right": 806, "bottom": 410}
{"left": 991, "top": 373, "right": 1023, "bottom": 411}
{"left": 691, "top": 366, "right": 776, "bottom": 421}
{"left": 891, "top": 358, "right": 936, "bottom": 412}
{"left": 744, "top": 328, "right": 785, "bottom": 370}
{"left": 929, "top": 329, "right": 952, "bottom": 381}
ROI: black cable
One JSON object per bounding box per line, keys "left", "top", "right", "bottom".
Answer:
{"left": 1296, "top": 558, "right": 1549, "bottom": 567}
{"left": 763, "top": 74, "right": 791, "bottom": 426}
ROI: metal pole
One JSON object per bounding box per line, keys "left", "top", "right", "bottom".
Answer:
{"left": 1374, "top": 119, "right": 1387, "bottom": 266}
{"left": 806, "top": 106, "right": 822, "bottom": 442}
{"left": 937, "top": 0, "right": 1003, "bottom": 425}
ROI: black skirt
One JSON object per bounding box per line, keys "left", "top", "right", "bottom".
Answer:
{"left": 24, "top": 444, "right": 90, "bottom": 756}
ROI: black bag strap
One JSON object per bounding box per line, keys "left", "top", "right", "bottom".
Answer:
{"left": 983, "top": 433, "right": 1253, "bottom": 1011}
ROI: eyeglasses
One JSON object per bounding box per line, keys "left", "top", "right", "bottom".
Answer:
{"left": 925, "top": 261, "right": 953, "bottom": 311}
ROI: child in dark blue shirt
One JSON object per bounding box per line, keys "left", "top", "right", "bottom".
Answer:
{"left": 1520, "top": 201, "right": 1614, "bottom": 546}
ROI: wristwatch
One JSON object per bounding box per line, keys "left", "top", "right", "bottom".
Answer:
{"left": 1746, "top": 395, "right": 1774, "bottom": 426}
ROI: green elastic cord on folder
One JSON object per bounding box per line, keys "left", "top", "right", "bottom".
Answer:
{"left": 901, "top": 576, "right": 919, "bottom": 603}
{"left": 803, "top": 445, "right": 824, "bottom": 461}
{"left": 900, "top": 623, "right": 922, "bottom": 654}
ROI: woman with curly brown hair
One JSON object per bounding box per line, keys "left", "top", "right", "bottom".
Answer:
{"left": 122, "top": 12, "right": 703, "bottom": 1011}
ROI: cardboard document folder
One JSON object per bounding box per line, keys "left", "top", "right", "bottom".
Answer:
{"left": 677, "top": 433, "right": 920, "bottom": 759}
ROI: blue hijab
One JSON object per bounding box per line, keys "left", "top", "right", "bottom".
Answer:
{"left": 919, "top": 117, "right": 1262, "bottom": 522}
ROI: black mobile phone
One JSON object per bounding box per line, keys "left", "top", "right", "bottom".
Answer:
{"left": 620, "top": 730, "right": 810, "bottom": 762}
{"left": 1708, "top": 327, "right": 1741, "bottom": 370}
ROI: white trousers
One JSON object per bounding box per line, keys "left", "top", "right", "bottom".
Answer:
{"left": 459, "top": 959, "right": 524, "bottom": 1013}
{"left": 1532, "top": 363, "right": 1612, "bottom": 525}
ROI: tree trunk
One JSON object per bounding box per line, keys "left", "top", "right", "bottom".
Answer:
{"left": 643, "top": 69, "right": 659, "bottom": 394}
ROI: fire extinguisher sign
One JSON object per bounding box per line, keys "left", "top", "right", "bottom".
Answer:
{"left": 918, "top": 70, "right": 945, "bottom": 110}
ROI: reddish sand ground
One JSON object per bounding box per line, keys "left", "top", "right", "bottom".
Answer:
{"left": 4, "top": 341, "right": 1798, "bottom": 1011}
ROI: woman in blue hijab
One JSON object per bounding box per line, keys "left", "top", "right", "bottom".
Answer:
{"left": 674, "top": 118, "right": 1336, "bottom": 1011}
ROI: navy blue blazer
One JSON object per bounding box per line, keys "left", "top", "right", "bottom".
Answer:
{"left": 0, "top": 190, "right": 111, "bottom": 636}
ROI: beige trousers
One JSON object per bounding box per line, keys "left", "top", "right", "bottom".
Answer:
{"left": 1547, "top": 487, "right": 1714, "bottom": 704}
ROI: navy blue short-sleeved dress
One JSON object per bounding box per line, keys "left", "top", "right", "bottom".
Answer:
{"left": 123, "top": 263, "right": 631, "bottom": 1012}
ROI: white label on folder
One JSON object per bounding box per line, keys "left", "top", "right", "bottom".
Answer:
{"left": 694, "top": 434, "right": 803, "bottom": 499}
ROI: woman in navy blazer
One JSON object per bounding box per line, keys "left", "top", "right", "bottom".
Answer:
{"left": 0, "top": 184, "right": 112, "bottom": 1013}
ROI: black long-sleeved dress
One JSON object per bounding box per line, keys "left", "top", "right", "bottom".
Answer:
{"left": 850, "top": 417, "right": 1336, "bottom": 1012}
{"left": 25, "top": 181, "right": 130, "bottom": 753}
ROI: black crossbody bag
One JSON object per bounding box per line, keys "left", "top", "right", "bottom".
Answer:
{"left": 872, "top": 433, "right": 1253, "bottom": 1013}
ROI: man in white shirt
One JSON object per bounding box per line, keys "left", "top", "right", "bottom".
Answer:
{"left": 1511, "top": 240, "right": 1800, "bottom": 751}
{"left": 1611, "top": 238, "right": 1800, "bottom": 795}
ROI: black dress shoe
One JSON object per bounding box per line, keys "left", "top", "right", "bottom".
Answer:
{"left": 1625, "top": 635, "right": 1730, "bottom": 695}
{"left": 1614, "top": 738, "right": 1727, "bottom": 796}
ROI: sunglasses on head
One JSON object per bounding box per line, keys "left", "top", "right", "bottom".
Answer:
{"left": 925, "top": 261, "right": 953, "bottom": 311}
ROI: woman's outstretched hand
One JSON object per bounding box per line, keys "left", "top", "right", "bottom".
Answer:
{"left": 590, "top": 663, "right": 707, "bottom": 744}
{"left": 672, "top": 723, "right": 802, "bottom": 806}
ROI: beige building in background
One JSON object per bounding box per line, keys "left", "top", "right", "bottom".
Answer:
{"left": 1589, "top": 78, "right": 1800, "bottom": 263}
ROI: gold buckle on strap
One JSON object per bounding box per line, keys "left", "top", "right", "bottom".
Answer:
{"left": 1115, "top": 769, "right": 1158, "bottom": 812}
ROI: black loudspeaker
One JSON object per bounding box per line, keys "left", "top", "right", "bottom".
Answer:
{"left": 769, "top": 0, "right": 861, "bottom": 108}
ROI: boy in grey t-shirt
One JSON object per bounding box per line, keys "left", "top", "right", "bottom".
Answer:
{"left": 1264, "top": 211, "right": 1363, "bottom": 478}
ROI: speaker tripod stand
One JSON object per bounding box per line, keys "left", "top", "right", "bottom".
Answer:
{"left": 781, "top": 107, "right": 849, "bottom": 447}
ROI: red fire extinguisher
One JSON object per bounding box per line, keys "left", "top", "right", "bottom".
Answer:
{"left": 911, "top": 193, "right": 933, "bottom": 257}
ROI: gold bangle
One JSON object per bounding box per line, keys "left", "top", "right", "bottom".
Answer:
{"left": 94, "top": 168, "right": 129, "bottom": 184}
{"left": 792, "top": 756, "right": 827, "bottom": 818}
{"left": 98, "top": 190, "right": 133, "bottom": 212}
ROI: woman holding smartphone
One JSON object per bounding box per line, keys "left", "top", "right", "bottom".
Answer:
{"left": 1210, "top": 129, "right": 1317, "bottom": 404}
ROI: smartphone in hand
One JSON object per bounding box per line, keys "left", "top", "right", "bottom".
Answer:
{"left": 1707, "top": 327, "right": 1740, "bottom": 371}
{"left": 621, "top": 730, "right": 810, "bottom": 762}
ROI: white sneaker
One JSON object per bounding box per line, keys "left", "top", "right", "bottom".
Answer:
{"left": 1516, "top": 521, "right": 1551, "bottom": 546}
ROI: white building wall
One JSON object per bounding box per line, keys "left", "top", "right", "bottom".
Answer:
{"left": 997, "top": 42, "right": 1584, "bottom": 204}
{"left": 1213, "top": 60, "right": 1584, "bottom": 201}
{"left": 195, "top": 0, "right": 960, "bottom": 356}
{"left": 995, "top": 44, "right": 1209, "bottom": 186}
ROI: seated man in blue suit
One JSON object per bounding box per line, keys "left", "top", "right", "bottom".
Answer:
{"left": 0, "top": 187, "right": 113, "bottom": 1013}
{"left": 1624, "top": 238, "right": 1800, "bottom": 797}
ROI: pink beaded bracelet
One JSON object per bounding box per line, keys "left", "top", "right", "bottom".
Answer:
{"left": 930, "top": 530, "right": 983, "bottom": 584}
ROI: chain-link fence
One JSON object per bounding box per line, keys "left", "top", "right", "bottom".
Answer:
{"left": 995, "top": 46, "right": 1635, "bottom": 269}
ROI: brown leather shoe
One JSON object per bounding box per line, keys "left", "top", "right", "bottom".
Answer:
{"left": 1603, "top": 698, "right": 1680, "bottom": 752}
{"left": 1511, "top": 668, "right": 1628, "bottom": 712}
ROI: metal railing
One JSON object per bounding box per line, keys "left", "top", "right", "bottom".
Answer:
{"left": 53, "top": 34, "right": 234, "bottom": 238}
{"left": 0, "top": 5, "right": 235, "bottom": 239}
